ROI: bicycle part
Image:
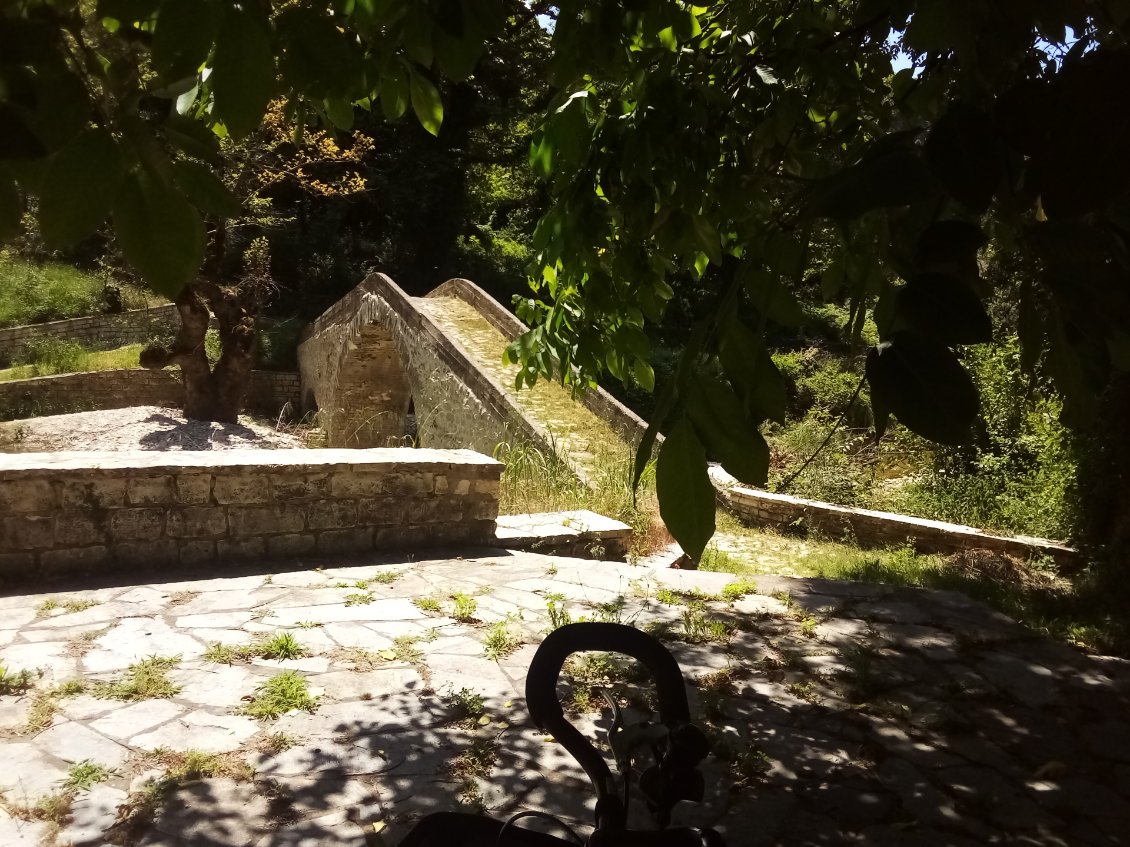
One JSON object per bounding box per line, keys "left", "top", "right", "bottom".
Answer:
{"left": 524, "top": 623, "right": 710, "bottom": 830}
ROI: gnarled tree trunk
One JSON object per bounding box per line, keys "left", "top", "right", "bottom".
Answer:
{"left": 139, "top": 280, "right": 259, "bottom": 423}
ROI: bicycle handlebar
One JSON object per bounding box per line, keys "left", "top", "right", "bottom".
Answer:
{"left": 524, "top": 623, "right": 693, "bottom": 830}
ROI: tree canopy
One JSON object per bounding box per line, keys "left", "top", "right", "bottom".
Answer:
{"left": 3, "top": 0, "right": 1130, "bottom": 557}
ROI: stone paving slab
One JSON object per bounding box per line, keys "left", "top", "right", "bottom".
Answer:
{"left": 1, "top": 550, "right": 1129, "bottom": 846}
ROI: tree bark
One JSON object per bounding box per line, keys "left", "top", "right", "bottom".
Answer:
{"left": 139, "top": 281, "right": 258, "bottom": 424}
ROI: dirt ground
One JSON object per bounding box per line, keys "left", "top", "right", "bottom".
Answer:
{"left": 0, "top": 406, "right": 305, "bottom": 452}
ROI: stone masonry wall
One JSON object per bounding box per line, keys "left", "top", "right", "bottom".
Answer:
{"left": 0, "top": 304, "right": 179, "bottom": 366}
{"left": 723, "top": 484, "right": 1081, "bottom": 570}
{"left": 0, "top": 448, "right": 502, "bottom": 583}
{"left": 0, "top": 369, "right": 301, "bottom": 421}
{"left": 298, "top": 273, "right": 547, "bottom": 455}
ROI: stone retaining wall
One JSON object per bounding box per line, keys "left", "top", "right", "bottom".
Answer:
{"left": 721, "top": 483, "right": 1080, "bottom": 569}
{"left": 0, "top": 448, "right": 502, "bottom": 583}
{"left": 0, "top": 369, "right": 301, "bottom": 421}
{"left": 0, "top": 305, "right": 179, "bottom": 366}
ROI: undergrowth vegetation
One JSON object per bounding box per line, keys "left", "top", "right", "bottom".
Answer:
{"left": 0, "top": 340, "right": 143, "bottom": 382}
{"left": 0, "top": 256, "right": 154, "bottom": 328}
{"left": 762, "top": 321, "right": 1078, "bottom": 542}
{"left": 496, "top": 441, "right": 669, "bottom": 559}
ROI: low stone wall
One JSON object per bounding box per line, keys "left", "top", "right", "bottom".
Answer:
{"left": 720, "top": 483, "right": 1080, "bottom": 569}
{"left": 0, "top": 448, "right": 502, "bottom": 583}
{"left": 0, "top": 304, "right": 179, "bottom": 366}
{"left": 0, "top": 369, "right": 301, "bottom": 421}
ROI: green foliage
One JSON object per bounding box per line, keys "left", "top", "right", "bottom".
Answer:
{"left": 0, "top": 258, "right": 151, "bottom": 330}
{"left": 482, "top": 617, "right": 522, "bottom": 661}
{"left": 449, "top": 592, "right": 478, "bottom": 623}
{"left": 0, "top": 665, "right": 35, "bottom": 695}
{"left": 92, "top": 656, "right": 181, "bottom": 701}
{"left": 239, "top": 671, "right": 318, "bottom": 720}
{"left": 257, "top": 632, "right": 307, "bottom": 661}
{"left": 63, "top": 761, "right": 115, "bottom": 792}
{"left": 413, "top": 597, "right": 442, "bottom": 614}
{"left": 720, "top": 578, "right": 758, "bottom": 602}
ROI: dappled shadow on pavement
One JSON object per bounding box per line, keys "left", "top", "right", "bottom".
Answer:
{"left": 2, "top": 552, "right": 1130, "bottom": 846}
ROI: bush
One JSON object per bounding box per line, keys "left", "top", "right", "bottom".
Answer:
{"left": 17, "top": 338, "right": 85, "bottom": 375}
{"left": 0, "top": 256, "right": 153, "bottom": 328}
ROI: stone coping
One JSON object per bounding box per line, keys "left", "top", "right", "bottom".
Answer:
{"left": 495, "top": 510, "right": 633, "bottom": 561}
{"left": 0, "top": 447, "right": 502, "bottom": 475}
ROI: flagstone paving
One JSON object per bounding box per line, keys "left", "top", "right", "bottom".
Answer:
{"left": 1, "top": 550, "right": 1129, "bottom": 846}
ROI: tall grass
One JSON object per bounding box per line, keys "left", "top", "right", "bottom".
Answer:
{"left": 0, "top": 341, "right": 142, "bottom": 382}
{"left": 0, "top": 256, "right": 153, "bottom": 328}
{"left": 495, "top": 440, "right": 670, "bottom": 559}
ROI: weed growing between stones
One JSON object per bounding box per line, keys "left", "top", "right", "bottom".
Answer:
{"left": 92, "top": 656, "right": 181, "bottom": 701}
{"left": 786, "top": 680, "right": 821, "bottom": 704}
{"left": 448, "top": 737, "right": 499, "bottom": 812}
{"left": 24, "top": 679, "right": 87, "bottom": 732}
{"left": 203, "top": 633, "right": 308, "bottom": 664}
{"left": 63, "top": 760, "right": 115, "bottom": 791}
{"left": 258, "top": 633, "right": 307, "bottom": 660}
{"left": 798, "top": 616, "right": 820, "bottom": 638}
{"left": 720, "top": 578, "right": 759, "bottom": 602}
{"left": 344, "top": 591, "right": 374, "bottom": 606}
{"left": 680, "top": 604, "right": 733, "bottom": 645}
{"left": 0, "top": 665, "right": 35, "bottom": 694}
{"left": 482, "top": 617, "right": 522, "bottom": 660}
{"left": 445, "top": 687, "right": 487, "bottom": 726}
{"left": 0, "top": 788, "right": 75, "bottom": 837}
{"left": 256, "top": 732, "right": 300, "bottom": 754}
{"left": 294, "top": 621, "right": 322, "bottom": 629}
{"left": 370, "top": 570, "right": 400, "bottom": 584}
{"left": 64, "top": 626, "right": 111, "bottom": 658}
{"left": 166, "top": 591, "right": 199, "bottom": 606}
{"left": 545, "top": 593, "right": 572, "bottom": 630}
{"left": 152, "top": 748, "right": 256, "bottom": 781}
{"left": 450, "top": 592, "right": 478, "bottom": 622}
{"left": 35, "top": 596, "right": 97, "bottom": 617}
{"left": 239, "top": 671, "right": 318, "bottom": 720}
{"left": 413, "top": 597, "right": 443, "bottom": 614}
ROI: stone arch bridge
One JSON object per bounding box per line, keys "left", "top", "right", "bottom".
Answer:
{"left": 296, "top": 274, "right": 648, "bottom": 482}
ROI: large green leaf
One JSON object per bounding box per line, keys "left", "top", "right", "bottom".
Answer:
{"left": 153, "top": 0, "right": 216, "bottom": 82}
{"left": 39, "top": 128, "right": 124, "bottom": 249}
{"left": 806, "top": 143, "right": 937, "bottom": 220}
{"left": 893, "top": 272, "right": 993, "bottom": 345}
{"left": 210, "top": 7, "right": 275, "bottom": 139}
{"left": 866, "top": 333, "right": 979, "bottom": 445}
{"left": 164, "top": 113, "right": 220, "bottom": 162}
{"left": 923, "top": 104, "right": 1002, "bottom": 214}
{"left": 0, "top": 104, "right": 46, "bottom": 160}
{"left": 409, "top": 71, "right": 443, "bottom": 136}
{"left": 381, "top": 63, "right": 410, "bottom": 121}
{"left": 719, "top": 320, "right": 787, "bottom": 424}
{"left": 656, "top": 416, "right": 716, "bottom": 560}
{"left": 112, "top": 171, "right": 205, "bottom": 297}
{"left": 687, "top": 375, "right": 770, "bottom": 486}
{"left": 173, "top": 160, "right": 242, "bottom": 217}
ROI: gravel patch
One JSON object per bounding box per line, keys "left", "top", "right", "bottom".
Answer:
{"left": 0, "top": 406, "right": 305, "bottom": 452}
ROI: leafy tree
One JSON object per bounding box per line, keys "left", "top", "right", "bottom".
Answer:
{"left": 5, "top": 0, "right": 1130, "bottom": 572}
{"left": 506, "top": 1, "right": 1130, "bottom": 562}
{"left": 0, "top": 0, "right": 504, "bottom": 420}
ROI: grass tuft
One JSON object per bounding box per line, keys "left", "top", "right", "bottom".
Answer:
{"left": 239, "top": 671, "right": 318, "bottom": 720}
{"left": 92, "top": 656, "right": 180, "bottom": 701}
{"left": 482, "top": 618, "right": 522, "bottom": 661}
{"left": 62, "top": 761, "right": 115, "bottom": 792}
{"left": 450, "top": 592, "right": 478, "bottom": 622}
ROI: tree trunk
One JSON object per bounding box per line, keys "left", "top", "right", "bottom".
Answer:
{"left": 139, "top": 281, "right": 258, "bottom": 424}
